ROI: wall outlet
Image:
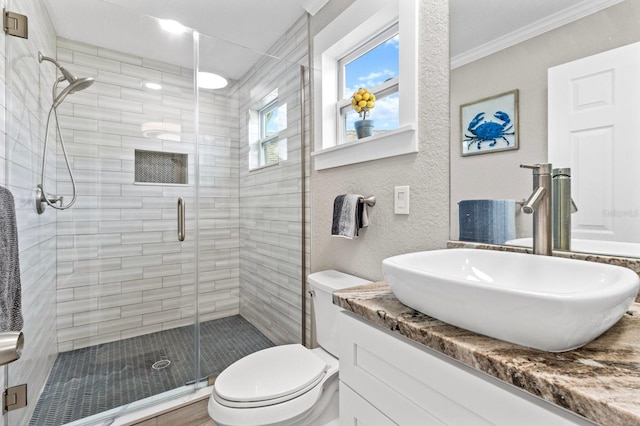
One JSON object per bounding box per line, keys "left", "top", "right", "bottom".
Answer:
{"left": 394, "top": 186, "right": 410, "bottom": 214}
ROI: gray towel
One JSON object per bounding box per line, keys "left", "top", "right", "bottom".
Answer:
{"left": 0, "top": 186, "right": 23, "bottom": 332}
{"left": 458, "top": 199, "right": 516, "bottom": 245}
{"left": 331, "top": 194, "right": 366, "bottom": 239}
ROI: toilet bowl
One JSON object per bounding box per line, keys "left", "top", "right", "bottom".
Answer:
{"left": 208, "top": 270, "right": 371, "bottom": 426}
{"left": 208, "top": 344, "right": 339, "bottom": 426}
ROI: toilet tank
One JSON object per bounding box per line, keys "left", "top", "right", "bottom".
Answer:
{"left": 308, "top": 270, "right": 371, "bottom": 357}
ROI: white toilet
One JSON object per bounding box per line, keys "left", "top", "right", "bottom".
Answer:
{"left": 208, "top": 270, "right": 370, "bottom": 426}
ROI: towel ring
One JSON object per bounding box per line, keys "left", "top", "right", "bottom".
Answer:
{"left": 359, "top": 196, "right": 376, "bottom": 207}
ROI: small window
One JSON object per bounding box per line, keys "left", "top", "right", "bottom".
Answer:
{"left": 249, "top": 90, "right": 287, "bottom": 170}
{"left": 260, "top": 98, "right": 280, "bottom": 139}
{"left": 312, "top": 0, "right": 418, "bottom": 170}
{"left": 338, "top": 25, "right": 399, "bottom": 144}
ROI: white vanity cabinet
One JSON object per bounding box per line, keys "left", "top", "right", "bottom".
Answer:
{"left": 338, "top": 312, "right": 597, "bottom": 425}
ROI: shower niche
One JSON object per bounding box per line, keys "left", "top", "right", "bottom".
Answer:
{"left": 134, "top": 150, "right": 189, "bottom": 185}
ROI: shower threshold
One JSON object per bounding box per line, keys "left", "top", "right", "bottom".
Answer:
{"left": 64, "top": 385, "right": 208, "bottom": 426}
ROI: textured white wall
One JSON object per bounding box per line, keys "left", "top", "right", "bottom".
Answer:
{"left": 450, "top": 0, "right": 640, "bottom": 242}
{"left": 310, "top": 0, "right": 450, "bottom": 282}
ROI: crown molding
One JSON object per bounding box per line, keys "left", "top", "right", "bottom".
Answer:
{"left": 302, "top": 0, "right": 331, "bottom": 16}
{"left": 451, "top": 0, "right": 624, "bottom": 69}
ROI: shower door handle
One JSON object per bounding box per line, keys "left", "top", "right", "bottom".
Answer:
{"left": 177, "top": 197, "right": 185, "bottom": 242}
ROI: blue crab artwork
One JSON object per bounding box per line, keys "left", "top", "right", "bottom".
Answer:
{"left": 464, "top": 111, "right": 515, "bottom": 151}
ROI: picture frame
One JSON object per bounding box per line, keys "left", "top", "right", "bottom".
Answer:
{"left": 460, "top": 89, "right": 519, "bottom": 156}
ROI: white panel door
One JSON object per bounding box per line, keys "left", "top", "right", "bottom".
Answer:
{"left": 548, "top": 42, "right": 640, "bottom": 242}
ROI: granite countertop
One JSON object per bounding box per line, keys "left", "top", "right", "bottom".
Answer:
{"left": 334, "top": 282, "right": 640, "bottom": 426}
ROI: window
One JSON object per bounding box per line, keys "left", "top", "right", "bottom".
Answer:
{"left": 249, "top": 90, "right": 287, "bottom": 170}
{"left": 312, "top": 0, "right": 418, "bottom": 170}
{"left": 338, "top": 25, "right": 399, "bottom": 144}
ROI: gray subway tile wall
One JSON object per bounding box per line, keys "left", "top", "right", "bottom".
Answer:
{"left": 54, "top": 37, "right": 241, "bottom": 351}
{"left": 237, "top": 15, "right": 310, "bottom": 345}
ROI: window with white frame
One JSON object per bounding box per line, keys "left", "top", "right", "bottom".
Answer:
{"left": 338, "top": 24, "right": 399, "bottom": 144}
{"left": 312, "top": 0, "right": 418, "bottom": 170}
{"left": 249, "top": 89, "right": 287, "bottom": 170}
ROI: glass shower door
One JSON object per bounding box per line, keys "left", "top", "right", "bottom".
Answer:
{"left": 195, "top": 17, "right": 311, "bottom": 386}
{"left": 3, "top": 1, "right": 310, "bottom": 424}
{"left": 4, "top": 2, "right": 202, "bottom": 424}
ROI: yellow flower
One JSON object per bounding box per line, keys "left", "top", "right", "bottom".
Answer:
{"left": 351, "top": 87, "right": 375, "bottom": 119}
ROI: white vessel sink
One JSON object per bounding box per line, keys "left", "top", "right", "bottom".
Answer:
{"left": 382, "top": 249, "right": 640, "bottom": 352}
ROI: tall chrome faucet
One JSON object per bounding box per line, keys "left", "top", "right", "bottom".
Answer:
{"left": 552, "top": 167, "right": 573, "bottom": 251}
{"left": 520, "top": 163, "right": 552, "bottom": 255}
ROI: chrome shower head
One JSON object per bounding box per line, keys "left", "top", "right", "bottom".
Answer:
{"left": 53, "top": 77, "right": 95, "bottom": 108}
{"left": 39, "top": 51, "right": 94, "bottom": 107}
{"left": 58, "top": 66, "right": 78, "bottom": 84}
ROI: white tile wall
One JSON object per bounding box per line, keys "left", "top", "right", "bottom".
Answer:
{"left": 3, "top": 0, "right": 59, "bottom": 424}
{"left": 237, "top": 15, "right": 311, "bottom": 345}
{"left": 55, "top": 38, "right": 241, "bottom": 351}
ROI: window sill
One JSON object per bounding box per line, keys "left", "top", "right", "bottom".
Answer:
{"left": 249, "top": 161, "right": 280, "bottom": 173}
{"left": 311, "top": 125, "right": 417, "bottom": 170}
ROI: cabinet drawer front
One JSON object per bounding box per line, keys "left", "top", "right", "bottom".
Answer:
{"left": 340, "top": 383, "right": 398, "bottom": 426}
{"left": 339, "top": 312, "right": 595, "bottom": 426}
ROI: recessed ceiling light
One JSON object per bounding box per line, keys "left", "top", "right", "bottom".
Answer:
{"left": 144, "top": 82, "right": 162, "bottom": 90}
{"left": 159, "top": 19, "right": 189, "bottom": 34}
{"left": 198, "top": 72, "right": 228, "bottom": 89}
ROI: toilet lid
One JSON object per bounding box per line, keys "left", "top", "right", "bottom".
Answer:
{"left": 214, "top": 344, "right": 327, "bottom": 407}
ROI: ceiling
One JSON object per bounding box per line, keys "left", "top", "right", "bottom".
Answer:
{"left": 43, "top": 0, "right": 621, "bottom": 80}
{"left": 450, "top": 0, "right": 622, "bottom": 66}
{"left": 43, "top": 0, "right": 308, "bottom": 80}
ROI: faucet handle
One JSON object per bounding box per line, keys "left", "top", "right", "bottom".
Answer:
{"left": 520, "top": 164, "right": 540, "bottom": 170}
{"left": 520, "top": 163, "right": 552, "bottom": 174}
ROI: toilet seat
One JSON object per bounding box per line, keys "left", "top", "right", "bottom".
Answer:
{"left": 213, "top": 344, "right": 328, "bottom": 408}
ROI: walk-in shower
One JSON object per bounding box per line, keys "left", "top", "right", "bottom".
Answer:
{"left": 3, "top": 0, "right": 309, "bottom": 424}
{"left": 35, "top": 52, "right": 94, "bottom": 214}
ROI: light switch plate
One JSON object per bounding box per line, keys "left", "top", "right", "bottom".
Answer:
{"left": 394, "top": 186, "right": 410, "bottom": 214}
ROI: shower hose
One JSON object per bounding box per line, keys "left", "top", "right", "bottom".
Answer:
{"left": 39, "top": 103, "right": 77, "bottom": 210}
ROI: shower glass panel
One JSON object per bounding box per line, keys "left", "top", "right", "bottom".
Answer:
{"left": 4, "top": 1, "right": 201, "bottom": 424}
{"left": 195, "top": 32, "right": 311, "bottom": 385}
{"left": 2, "top": 1, "right": 308, "bottom": 424}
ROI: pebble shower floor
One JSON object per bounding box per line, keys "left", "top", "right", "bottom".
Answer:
{"left": 29, "top": 315, "right": 274, "bottom": 425}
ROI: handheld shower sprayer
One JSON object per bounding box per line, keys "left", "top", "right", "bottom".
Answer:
{"left": 38, "top": 52, "right": 95, "bottom": 108}
{"left": 36, "top": 52, "right": 95, "bottom": 214}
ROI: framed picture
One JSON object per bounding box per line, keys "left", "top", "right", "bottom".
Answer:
{"left": 460, "top": 89, "right": 518, "bottom": 156}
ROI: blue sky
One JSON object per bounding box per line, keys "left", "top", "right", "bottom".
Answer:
{"left": 344, "top": 35, "right": 399, "bottom": 130}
